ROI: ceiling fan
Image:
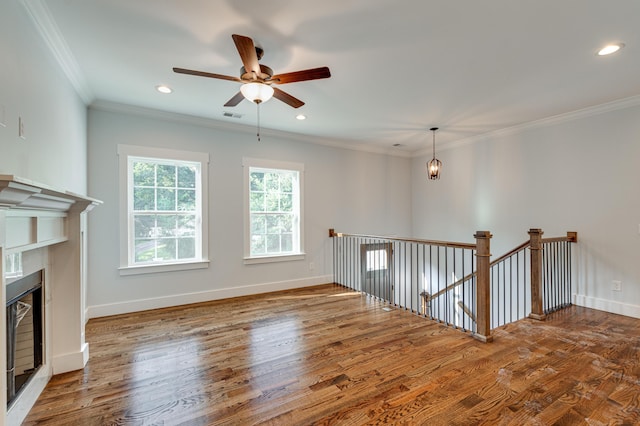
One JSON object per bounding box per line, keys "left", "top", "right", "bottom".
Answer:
{"left": 173, "top": 34, "right": 331, "bottom": 109}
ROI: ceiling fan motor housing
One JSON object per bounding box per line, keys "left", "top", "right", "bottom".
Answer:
{"left": 240, "top": 65, "right": 273, "bottom": 82}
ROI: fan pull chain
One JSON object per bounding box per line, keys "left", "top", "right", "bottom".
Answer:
{"left": 256, "top": 102, "right": 261, "bottom": 142}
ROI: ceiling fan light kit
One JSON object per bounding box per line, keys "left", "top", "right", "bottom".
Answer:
{"left": 240, "top": 82, "right": 274, "bottom": 104}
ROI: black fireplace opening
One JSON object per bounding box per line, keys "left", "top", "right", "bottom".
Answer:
{"left": 6, "top": 270, "right": 43, "bottom": 408}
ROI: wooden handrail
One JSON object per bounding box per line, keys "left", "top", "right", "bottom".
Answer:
{"left": 425, "top": 272, "right": 475, "bottom": 301}
{"left": 490, "top": 240, "right": 530, "bottom": 266}
{"left": 328, "top": 229, "right": 477, "bottom": 250}
{"left": 541, "top": 233, "right": 578, "bottom": 244}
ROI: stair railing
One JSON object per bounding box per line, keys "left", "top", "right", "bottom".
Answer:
{"left": 528, "top": 229, "right": 578, "bottom": 320}
{"left": 330, "top": 228, "right": 577, "bottom": 342}
{"left": 426, "top": 229, "right": 578, "bottom": 328}
{"left": 329, "top": 229, "right": 493, "bottom": 342}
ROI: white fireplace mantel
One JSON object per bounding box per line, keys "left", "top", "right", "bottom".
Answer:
{"left": 0, "top": 174, "right": 100, "bottom": 210}
{"left": 0, "top": 175, "right": 102, "bottom": 426}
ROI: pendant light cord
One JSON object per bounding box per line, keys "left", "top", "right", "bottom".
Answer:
{"left": 430, "top": 127, "right": 438, "bottom": 159}
{"left": 432, "top": 131, "right": 435, "bottom": 159}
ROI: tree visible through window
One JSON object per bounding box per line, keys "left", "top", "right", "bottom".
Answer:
{"left": 131, "top": 159, "right": 199, "bottom": 263}
{"left": 243, "top": 158, "right": 304, "bottom": 261}
{"left": 249, "top": 168, "right": 298, "bottom": 256}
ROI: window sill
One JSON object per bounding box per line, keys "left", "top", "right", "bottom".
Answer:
{"left": 119, "top": 260, "right": 210, "bottom": 276}
{"left": 243, "top": 253, "right": 306, "bottom": 265}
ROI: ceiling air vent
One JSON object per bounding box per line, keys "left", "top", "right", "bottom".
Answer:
{"left": 223, "top": 112, "right": 243, "bottom": 119}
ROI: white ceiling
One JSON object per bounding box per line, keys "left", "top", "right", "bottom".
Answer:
{"left": 27, "top": 0, "right": 640, "bottom": 154}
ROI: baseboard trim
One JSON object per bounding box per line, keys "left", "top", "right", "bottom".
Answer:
{"left": 87, "top": 275, "right": 334, "bottom": 319}
{"left": 574, "top": 294, "right": 640, "bottom": 319}
{"left": 52, "top": 342, "right": 89, "bottom": 374}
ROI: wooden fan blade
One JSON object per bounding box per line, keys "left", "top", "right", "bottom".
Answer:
{"left": 273, "top": 87, "right": 304, "bottom": 108}
{"left": 270, "top": 67, "right": 331, "bottom": 84}
{"left": 232, "top": 34, "right": 260, "bottom": 77}
{"left": 173, "top": 67, "right": 241, "bottom": 82}
{"left": 224, "top": 91, "right": 245, "bottom": 107}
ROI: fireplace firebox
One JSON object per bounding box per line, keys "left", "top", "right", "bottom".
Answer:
{"left": 5, "top": 270, "right": 43, "bottom": 407}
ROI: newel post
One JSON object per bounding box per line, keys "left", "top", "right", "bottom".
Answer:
{"left": 528, "top": 228, "right": 546, "bottom": 320}
{"left": 474, "top": 231, "right": 493, "bottom": 343}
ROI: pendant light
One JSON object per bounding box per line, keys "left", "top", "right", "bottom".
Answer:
{"left": 427, "top": 127, "right": 442, "bottom": 180}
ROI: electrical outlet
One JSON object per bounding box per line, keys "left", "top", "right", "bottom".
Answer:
{"left": 612, "top": 280, "right": 622, "bottom": 292}
{"left": 0, "top": 104, "right": 6, "bottom": 127}
{"left": 309, "top": 262, "right": 315, "bottom": 271}
{"left": 18, "top": 116, "right": 25, "bottom": 139}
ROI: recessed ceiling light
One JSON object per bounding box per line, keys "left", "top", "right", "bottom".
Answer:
{"left": 156, "top": 85, "right": 173, "bottom": 94}
{"left": 296, "top": 114, "right": 306, "bottom": 120}
{"left": 597, "top": 43, "right": 625, "bottom": 56}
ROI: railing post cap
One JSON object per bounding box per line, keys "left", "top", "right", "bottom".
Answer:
{"left": 528, "top": 228, "right": 543, "bottom": 235}
{"left": 474, "top": 231, "right": 492, "bottom": 239}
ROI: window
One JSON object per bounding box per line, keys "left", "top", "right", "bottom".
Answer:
{"left": 243, "top": 158, "right": 304, "bottom": 264}
{"left": 118, "top": 145, "right": 209, "bottom": 275}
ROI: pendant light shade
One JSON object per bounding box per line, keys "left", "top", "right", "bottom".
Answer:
{"left": 240, "top": 82, "right": 274, "bottom": 104}
{"left": 428, "top": 157, "right": 442, "bottom": 180}
{"left": 427, "top": 127, "right": 442, "bottom": 180}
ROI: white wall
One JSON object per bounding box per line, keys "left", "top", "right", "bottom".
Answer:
{"left": 86, "top": 105, "right": 412, "bottom": 315}
{"left": 0, "top": 1, "right": 87, "bottom": 195}
{"left": 411, "top": 101, "right": 640, "bottom": 318}
{"left": 1, "top": 3, "right": 88, "bottom": 424}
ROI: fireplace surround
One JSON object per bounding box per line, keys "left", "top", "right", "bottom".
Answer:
{"left": 0, "top": 175, "right": 101, "bottom": 425}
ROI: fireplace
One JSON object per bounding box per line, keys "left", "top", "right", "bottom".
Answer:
{"left": 5, "top": 270, "right": 43, "bottom": 408}
{"left": 0, "top": 175, "right": 101, "bottom": 424}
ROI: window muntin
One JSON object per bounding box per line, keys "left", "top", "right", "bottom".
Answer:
{"left": 243, "top": 158, "right": 304, "bottom": 263}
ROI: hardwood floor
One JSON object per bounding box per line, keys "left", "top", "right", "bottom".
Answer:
{"left": 24, "top": 284, "right": 640, "bottom": 425}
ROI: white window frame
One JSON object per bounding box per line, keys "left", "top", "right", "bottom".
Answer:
{"left": 243, "top": 158, "right": 305, "bottom": 264}
{"left": 118, "top": 144, "right": 210, "bottom": 276}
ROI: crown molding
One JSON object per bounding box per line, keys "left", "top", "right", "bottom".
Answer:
{"left": 412, "top": 94, "right": 640, "bottom": 158}
{"left": 21, "top": 0, "right": 94, "bottom": 104}
{"left": 89, "top": 100, "right": 412, "bottom": 158}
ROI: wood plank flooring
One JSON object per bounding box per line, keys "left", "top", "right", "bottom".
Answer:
{"left": 23, "top": 284, "right": 640, "bottom": 425}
